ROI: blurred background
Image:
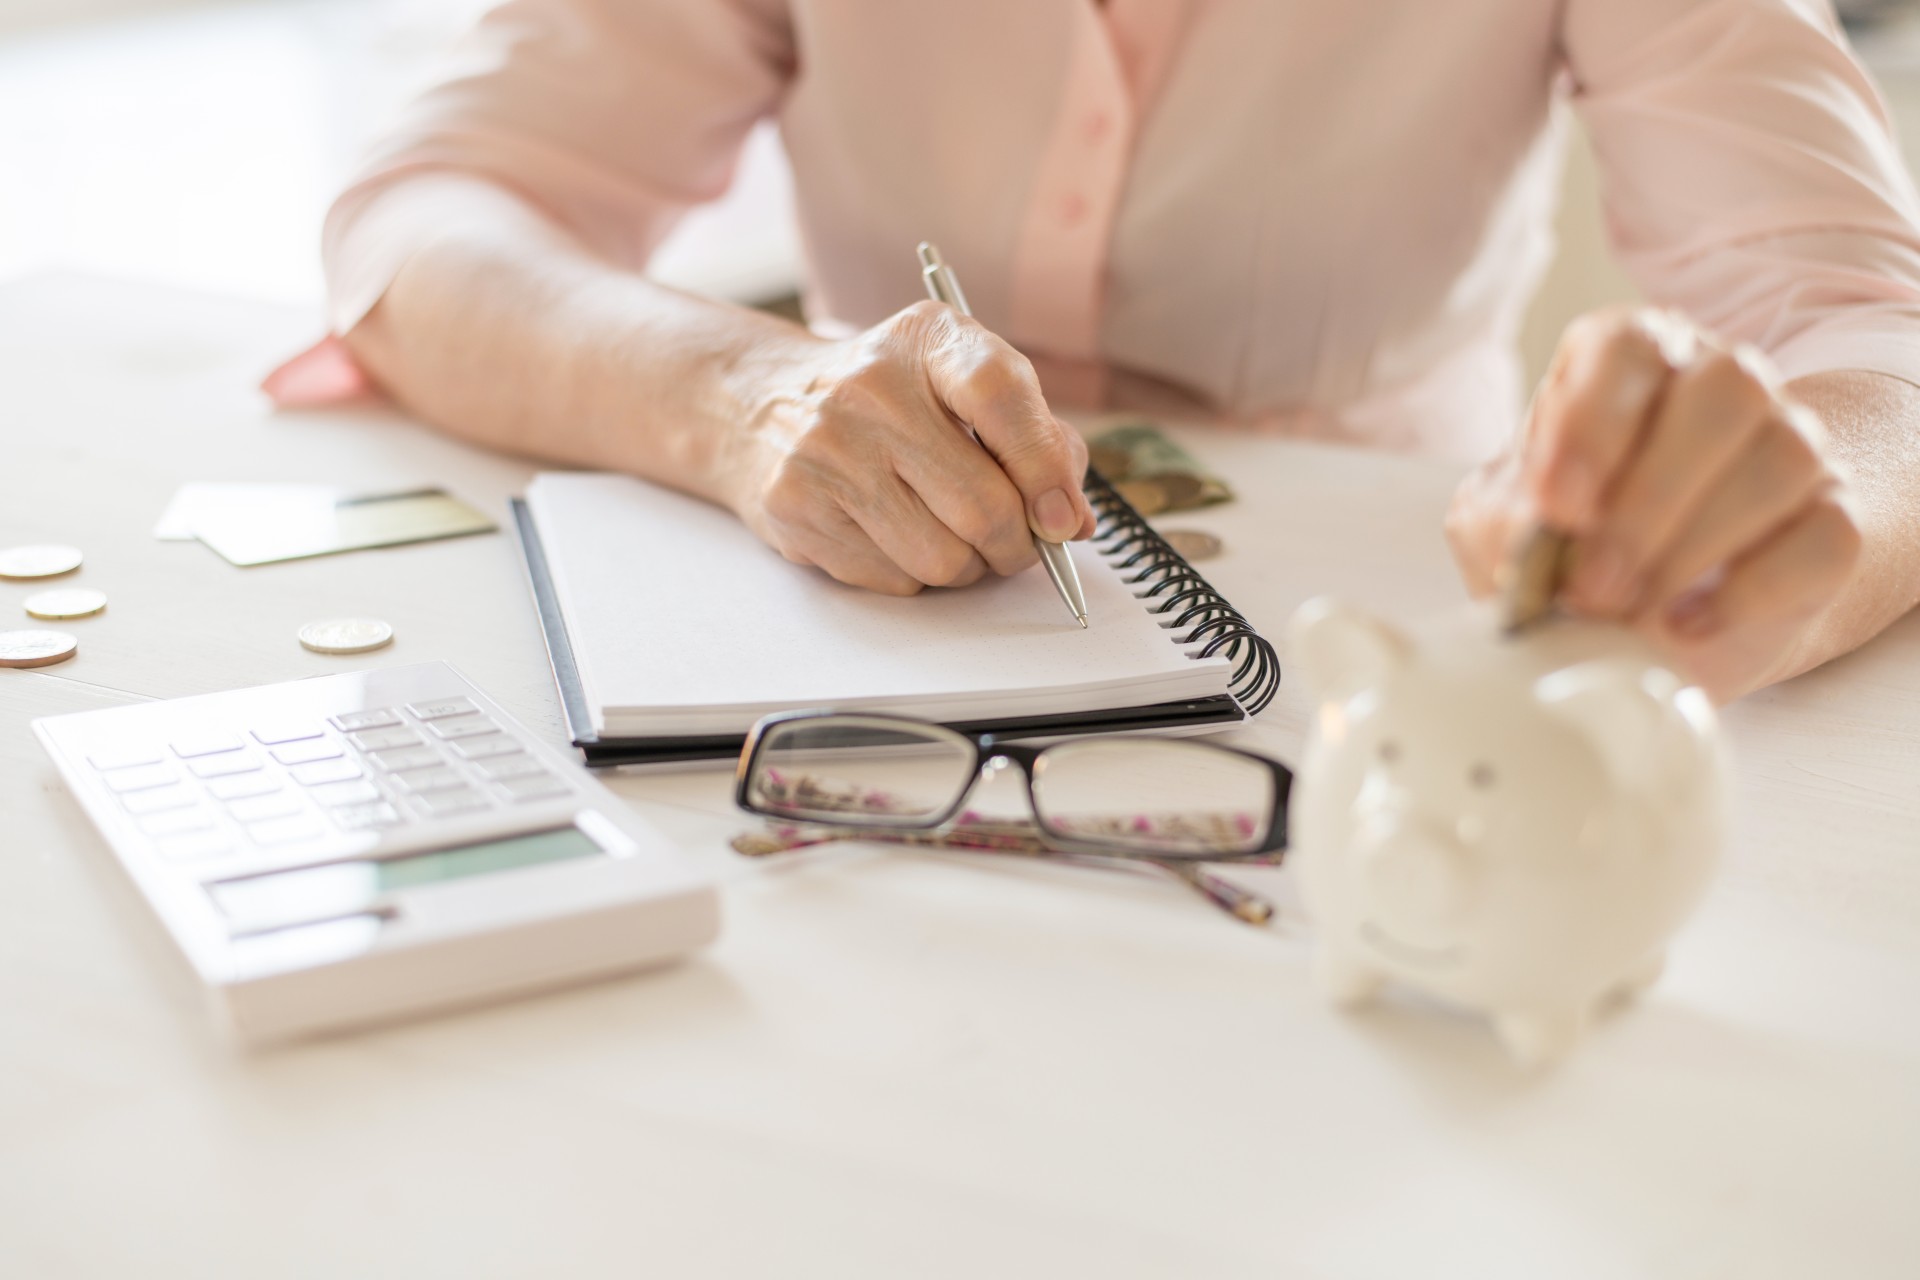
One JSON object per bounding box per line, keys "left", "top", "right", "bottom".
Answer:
{"left": 5, "top": 0, "right": 1920, "bottom": 385}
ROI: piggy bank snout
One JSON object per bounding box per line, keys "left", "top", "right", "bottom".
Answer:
{"left": 1356, "top": 823, "right": 1476, "bottom": 940}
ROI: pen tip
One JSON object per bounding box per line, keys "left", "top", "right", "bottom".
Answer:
{"left": 1077, "top": 615, "right": 1088, "bottom": 629}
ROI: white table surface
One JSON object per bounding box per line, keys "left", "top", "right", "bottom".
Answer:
{"left": 3, "top": 274, "right": 1916, "bottom": 1280}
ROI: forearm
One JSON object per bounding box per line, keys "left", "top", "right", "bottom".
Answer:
{"left": 1771, "top": 369, "right": 1920, "bottom": 681}
{"left": 337, "top": 173, "right": 826, "bottom": 508}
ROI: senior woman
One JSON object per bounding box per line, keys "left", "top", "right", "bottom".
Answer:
{"left": 273, "top": 0, "right": 1920, "bottom": 702}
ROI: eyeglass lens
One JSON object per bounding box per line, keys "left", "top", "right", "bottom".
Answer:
{"left": 1030, "top": 738, "right": 1274, "bottom": 856}
{"left": 744, "top": 717, "right": 978, "bottom": 826}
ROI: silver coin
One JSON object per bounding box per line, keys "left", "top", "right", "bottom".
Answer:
{"left": 298, "top": 618, "right": 395, "bottom": 655}
{"left": 1160, "top": 528, "right": 1223, "bottom": 562}
{"left": 0, "top": 629, "right": 79, "bottom": 668}
{"left": 0, "top": 544, "right": 83, "bottom": 580}
{"left": 24, "top": 587, "right": 107, "bottom": 620}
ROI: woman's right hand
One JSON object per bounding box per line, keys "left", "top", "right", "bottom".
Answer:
{"left": 722, "top": 300, "right": 1098, "bottom": 595}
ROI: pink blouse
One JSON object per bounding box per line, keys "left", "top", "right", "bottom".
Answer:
{"left": 314, "top": 0, "right": 1920, "bottom": 463}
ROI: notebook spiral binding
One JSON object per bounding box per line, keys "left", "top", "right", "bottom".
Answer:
{"left": 1083, "top": 468, "right": 1281, "bottom": 717}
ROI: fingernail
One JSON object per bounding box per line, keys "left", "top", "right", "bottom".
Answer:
{"left": 1573, "top": 541, "right": 1639, "bottom": 614}
{"left": 1034, "top": 487, "right": 1078, "bottom": 541}
{"left": 1667, "top": 591, "right": 1719, "bottom": 639}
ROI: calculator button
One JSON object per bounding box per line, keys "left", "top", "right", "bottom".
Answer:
{"left": 366, "top": 746, "right": 444, "bottom": 773}
{"left": 251, "top": 722, "right": 324, "bottom": 746}
{"left": 451, "top": 735, "right": 523, "bottom": 761}
{"left": 155, "top": 831, "right": 233, "bottom": 863}
{"left": 171, "top": 732, "right": 244, "bottom": 759}
{"left": 331, "top": 708, "right": 402, "bottom": 732}
{"left": 427, "top": 717, "right": 499, "bottom": 742}
{"left": 271, "top": 739, "right": 344, "bottom": 766}
{"left": 121, "top": 784, "right": 197, "bottom": 816}
{"left": 406, "top": 697, "right": 477, "bottom": 721}
{"left": 350, "top": 727, "right": 421, "bottom": 752}
{"left": 138, "top": 807, "right": 216, "bottom": 838}
{"left": 407, "top": 789, "right": 490, "bottom": 819}
{"left": 102, "top": 763, "right": 179, "bottom": 793}
{"left": 390, "top": 767, "right": 466, "bottom": 795}
{"left": 474, "top": 754, "right": 548, "bottom": 781}
{"left": 289, "top": 758, "right": 362, "bottom": 787}
{"left": 310, "top": 779, "right": 382, "bottom": 808}
{"left": 207, "top": 772, "right": 281, "bottom": 801}
{"left": 247, "top": 816, "right": 326, "bottom": 847}
{"left": 88, "top": 745, "right": 164, "bottom": 772}
{"left": 226, "top": 793, "right": 305, "bottom": 824}
{"left": 496, "top": 773, "right": 571, "bottom": 803}
{"left": 189, "top": 751, "right": 264, "bottom": 779}
{"left": 333, "top": 802, "right": 403, "bottom": 831}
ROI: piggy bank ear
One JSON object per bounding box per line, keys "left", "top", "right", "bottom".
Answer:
{"left": 1535, "top": 660, "right": 1701, "bottom": 791}
{"left": 1288, "top": 597, "right": 1411, "bottom": 703}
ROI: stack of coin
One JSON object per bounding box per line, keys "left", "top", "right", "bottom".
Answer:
{"left": 1088, "top": 423, "right": 1233, "bottom": 514}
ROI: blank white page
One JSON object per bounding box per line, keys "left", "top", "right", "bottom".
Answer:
{"left": 526, "top": 473, "right": 1233, "bottom": 737}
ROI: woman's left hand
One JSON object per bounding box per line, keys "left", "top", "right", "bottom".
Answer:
{"left": 1446, "top": 306, "right": 1864, "bottom": 701}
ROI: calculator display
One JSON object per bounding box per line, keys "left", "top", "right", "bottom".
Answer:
{"left": 377, "top": 827, "right": 603, "bottom": 889}
{"left": 213, "top": 826, "right": 604, "bottom": 930}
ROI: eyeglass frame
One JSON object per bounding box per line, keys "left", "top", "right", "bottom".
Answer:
{"left": 733, "top": 709, "right": 1293, "bottom": 861}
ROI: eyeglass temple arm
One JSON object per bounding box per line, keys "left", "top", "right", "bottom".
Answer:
{"left": 730, "top": 824, "right": 1277, "bottom": 926}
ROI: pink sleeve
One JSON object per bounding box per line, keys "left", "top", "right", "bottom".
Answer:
{"left": 1565, "top": 0, "right": 1920, "bottom": 389}
{"left": 323, "top": 0, "right": 794, "bottom": 333}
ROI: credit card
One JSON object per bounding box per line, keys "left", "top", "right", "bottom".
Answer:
{"left": 181, "top": 485, "right": 498, "bottom": 567}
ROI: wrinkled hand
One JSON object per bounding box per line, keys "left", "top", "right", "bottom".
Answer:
{"left": 1447, "top": 306, "right": 1863, "bottom": 700}
{"left": 728, "top": 300, "right": 1096, "bottom": 595}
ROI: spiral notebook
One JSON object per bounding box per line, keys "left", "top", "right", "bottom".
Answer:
{"left": 511, "top": 470, "right": 1279, "bottom": 766}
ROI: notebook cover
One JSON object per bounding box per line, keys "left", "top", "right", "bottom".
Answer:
{"left": 510, "top": 498, "right": 1246, "bottom": 768}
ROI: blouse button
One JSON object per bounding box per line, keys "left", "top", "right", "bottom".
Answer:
{"left": 1058, "top": 193, "right": 1089, "bottom": 226}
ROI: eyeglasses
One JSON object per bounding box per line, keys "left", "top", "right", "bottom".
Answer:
{"left": 733, "top": 711, "right": 1292, "bottom": 862}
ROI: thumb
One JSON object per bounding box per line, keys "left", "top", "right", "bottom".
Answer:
{"left": 1444, "top": 449, "right": 1525, "bottom": 600}
{"left": 931, "top": 334, "right": 1094, "bottom": 542}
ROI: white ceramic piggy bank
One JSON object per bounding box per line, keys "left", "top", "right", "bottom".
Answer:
{"left": 1287, "top": 598, "right": 1730, "bottom": 1066}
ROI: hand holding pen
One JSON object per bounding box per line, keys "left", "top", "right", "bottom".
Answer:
{"left": 919, "top": 242, "right": 1090, "bottom": 627}
{"left": 722, "top": 253, "right": 1097, "bottom": 601}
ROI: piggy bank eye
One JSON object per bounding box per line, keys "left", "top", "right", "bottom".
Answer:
{"left": 1468, "top": 762, "right": 1496, "bottom": 789}
{"left": 1378, "top": 740, "right": 1401, "bottom": 764}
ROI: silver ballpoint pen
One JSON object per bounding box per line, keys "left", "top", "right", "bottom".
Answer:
{"left": 917, "top": 241, "right": 1090, "bottom": 628}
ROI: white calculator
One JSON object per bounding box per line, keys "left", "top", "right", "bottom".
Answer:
{"left": 34, "top": 661, "right": 720, "bottom": 1046}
